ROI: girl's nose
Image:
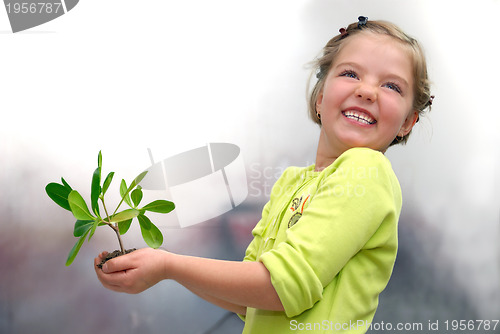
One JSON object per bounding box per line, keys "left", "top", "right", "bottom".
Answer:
{"left": 355, "top": 84, "right": 377, "bottom": 102}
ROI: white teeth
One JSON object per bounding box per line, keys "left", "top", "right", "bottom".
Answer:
{"left": 343, "top": 111, "right": 376, "bottom": 124}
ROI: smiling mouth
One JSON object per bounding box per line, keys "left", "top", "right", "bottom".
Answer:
{"left": 342, "top": 110, "right": 377, "bottom": 125}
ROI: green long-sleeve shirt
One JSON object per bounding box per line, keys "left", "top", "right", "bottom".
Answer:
{"left": 241, "top": 148, "right": 402, "bottom": 333}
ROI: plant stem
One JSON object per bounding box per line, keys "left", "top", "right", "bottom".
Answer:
{"left": 101, "top": 197, "right": 126, "bottom": 254}
{"left": 112, "top": 225, "right": 125, "bottom": 254}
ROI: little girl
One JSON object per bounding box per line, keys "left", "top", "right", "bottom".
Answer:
{"left": 95, "top": 17, "right": 433, "bottom": 333}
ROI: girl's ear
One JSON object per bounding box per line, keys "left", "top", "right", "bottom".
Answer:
{"left": 315, "top": 91, "right": 324, "bottom": 114}
{"left": 398, "top": 110, "right": 419, "bottom": 137}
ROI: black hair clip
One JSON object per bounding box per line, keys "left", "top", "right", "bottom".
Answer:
{"left": 428, "top": 95, "right": 435, "bottom": 106}
{"left": 358, "top": 16, "right": 368, "bottom": 28}
{"left": 316, "top": 65, "right": 327, "bottom": 80}
{"left": 339, "top": 27, "right": 348, "bottom": 39}
{"left": 424, "top": 95, "right": 435, "bottom": 109}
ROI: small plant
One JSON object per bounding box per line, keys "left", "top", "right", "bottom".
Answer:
{"left": 45, "top": 151, "right": 175, "bottom": 266}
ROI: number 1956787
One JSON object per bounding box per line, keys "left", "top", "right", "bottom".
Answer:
{"left": 6, "top": 2, "right": 63, "bottom": 14}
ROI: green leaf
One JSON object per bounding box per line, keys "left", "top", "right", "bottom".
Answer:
{"left": 129, "top": 171, "right": 148, "bottom": 189}
{"left": 98, "top": 150, "right": 102, "bottom": 169}
{"left": 61, "top": 177, "right": 72, "bottom": 191}
{"left": 131, "top": 186, "right": 143, "bottom": 208}
{"left": 68, "top": 190, "right": 95, "bottom": 221}
{"left": 118, "top": 219, "right": 133, "bottom": 235}
{"left": 138, "top": 213, "right": 151, "bottom": 231}
{"left": 66, "top": 229, "right": 90, "bottom": 266}
{"left": 142, "top": 200, "right": 175, "bottom": 214}
{"left": 46, "top": 182, "right": 72, "bottom": 211}
{"left": 102, "top": 171, "right": 114, "bottom": 195}
{"left": 88, "top": 219, "right": 100, "bottom": 241}
{"left": 120, "top": 179, "right": 133, "bottom": 208}
{"left": 114, "top": 171, "right": 149, "bottom": 213}
{"left": 74, "top": 220, "right": 93, "bottom": 237}
{"left": 91, "top": 167, "right": 101, "bottom": 215}
{"left": 138, "top": 214, "right": 163, "bottom": 248}
{"left": 110, "top": 209, "right": 140, "bottom": 223}
{"left": 119, "top": 179, "right": 127, "bottom": 197}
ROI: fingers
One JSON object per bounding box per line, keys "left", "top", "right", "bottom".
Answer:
{"left": 94, "top": 250, "right": 135, "bottom": 273}
{"left": 94, "top": 259, "right": 132, "bottom": 292}
{"left": 94, "top": 251, "right": 108, "bottom": 268}
{"left": 93, "top": 248, "right": 165, "bottom": 294}
{"left": 101, "top": 252, "right": 137, "bottom": 273}
{"left": 100, "top": 269, "right": 131, "bottom": 290}
{"left": 94, "top": 250, "right": 141, "bottom": 292}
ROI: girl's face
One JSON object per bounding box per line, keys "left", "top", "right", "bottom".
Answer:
{"left": 316, "top": 32, "right": 418, "bottom": 157}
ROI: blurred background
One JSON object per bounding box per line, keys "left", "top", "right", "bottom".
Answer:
{"left": 1, "top": 0, "right": 499, "bottom": 333}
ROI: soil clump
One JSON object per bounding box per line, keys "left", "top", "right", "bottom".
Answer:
{"left": 96, "top": 248, "right": 136, "bottom": 269}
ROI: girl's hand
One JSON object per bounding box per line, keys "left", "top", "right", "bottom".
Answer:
{"left": 94, "top": 248, "right": 284, "bottom": 313}
{"left": 94, "top": 248, "right": 168, "bottom": 294}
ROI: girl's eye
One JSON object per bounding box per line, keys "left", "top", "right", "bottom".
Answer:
{"left": 383, "top": 82, "right": 402, "bottom": 94}
{"left": 339, "top": 70, "right": 358, "bottom": 79}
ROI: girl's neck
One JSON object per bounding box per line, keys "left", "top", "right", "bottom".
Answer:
{"left": 314, "top": 130, "right": 341, "bottom": 172}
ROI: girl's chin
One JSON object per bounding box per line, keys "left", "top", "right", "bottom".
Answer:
{"left": 339, "top": 137, "right": 371, "bottom": 148}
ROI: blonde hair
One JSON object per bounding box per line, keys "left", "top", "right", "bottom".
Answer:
{"left": 307, "top": 19, "right": 432, "bottom": 146}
